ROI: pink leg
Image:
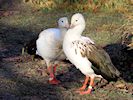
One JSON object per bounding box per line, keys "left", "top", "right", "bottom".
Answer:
{"left": 76, "top": 76, "right": 89, "bottom": 92}
{"left": 53, "top": 64, "right": 58, "bottom": 74}
{"left": 47, "top": 66, "right": 60, "bottom": 85}
{"left": 79, "top": 76, "right": 94, "bottom": 95}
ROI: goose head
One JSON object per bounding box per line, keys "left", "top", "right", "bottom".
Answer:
{"left": 58, "top": 17, "right": 69, "bottom": 29}
{"left": 70, "top": 13, "right": 85, "bottom": 30}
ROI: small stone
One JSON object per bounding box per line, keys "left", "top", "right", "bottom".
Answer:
{"left": 115, "top": 83, "right": 126, "bottom": 89}
{"left": 119, "top": 89, "right": 128, "bottom": 93}
{"left": 35, "top": 65, "right": 39, "bottom": 68}
{"left": 40, "top": 60, "right": 45, "bottom": 65}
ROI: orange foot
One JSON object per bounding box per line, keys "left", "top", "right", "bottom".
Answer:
{"left": 49, "top": 78, "right": 61, "bottom": 85}
{"left": 79, "top": 88, "right": 92, "bottom": 95}
{"left": 75, "top": 85, "right": 87, "bottom": 93}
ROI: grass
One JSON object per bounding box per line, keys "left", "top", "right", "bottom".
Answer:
{"left": 22, "top": 0, "right": 130, "bottom": 13}
{"left": 84, "top": 12, "right": 125, "bottom": 45}
{"left": 0, "top": 10, "right": 128, "bottom": 45}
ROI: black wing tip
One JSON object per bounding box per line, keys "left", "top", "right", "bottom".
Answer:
{"left": 107, "top": 73, "right": 122, "bottom": 82}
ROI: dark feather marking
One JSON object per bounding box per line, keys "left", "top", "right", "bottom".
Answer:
{"left": 81, "top": 43, "right": 83, "bottom": 45}
{"left": 75, "top": 49, "right": 77, "bottom": 55}
{"left": 81, "top": 51, "right": 86, "bottom": 57}
{"left": 84, "top": 44, "right": 86, "bottom": 47}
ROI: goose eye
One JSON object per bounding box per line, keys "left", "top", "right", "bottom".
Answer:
{"left": 61, "top": 21, "right": 64, "bottom": 23}
{"left": 76, "top": 20, "right": 78, "bottom": 22}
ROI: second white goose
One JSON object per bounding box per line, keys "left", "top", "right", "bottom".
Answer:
{"left": 36, "top": 17, "right": 69, "bottom": 84}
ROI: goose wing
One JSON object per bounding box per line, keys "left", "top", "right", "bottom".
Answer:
{"left": 86, "top": 43, "right": 120, "bottom": 80}
{"left": 72, "top": 40, "right": 120, "bottom": 81}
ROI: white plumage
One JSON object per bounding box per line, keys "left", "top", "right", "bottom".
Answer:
{"left": 63, "top": 13, "right": 120, "bottom": 95}
{"left": 37, "top": 28, "right": 65, "bottom": 60}
{"left": 63, "top": 14, "right": 95, "bottom": 77}
{"left": 36, "top": 17, "right": 69, "bottom": 84}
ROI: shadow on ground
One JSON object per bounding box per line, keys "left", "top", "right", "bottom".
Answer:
{"left": 0, "top": 23, "right": 66, "bottom": 99}
{"left": 0, "top": 61, "right": 67, "bottom": 100}
{"left": 0, "top": 23, "right": 38, "bottom": 59}
{"left": 104, "top": 43, "right": 133, "bottom": 83}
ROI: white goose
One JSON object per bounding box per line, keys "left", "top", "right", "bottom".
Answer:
{"left": 36, "top": 17, "right": 69, "bottom": 84}
{"left": 63, "top": 13, "right": 120, "bottom": 95}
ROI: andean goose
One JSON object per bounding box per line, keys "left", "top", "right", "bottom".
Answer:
{"left": 36, "top": 17, "right": 69, "bottom": 84}
{"left": 63, "top": 13, "right": 120, "bottom": 95}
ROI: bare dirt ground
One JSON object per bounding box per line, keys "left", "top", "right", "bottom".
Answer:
{"left": 0, "top": 1, "right": 133, "bottom": 100}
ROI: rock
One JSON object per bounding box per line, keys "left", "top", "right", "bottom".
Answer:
{"left": 36, "top": 68, "right": 48, "bottom": 76}
{"left": 40, "top": 60, "right": 46, "bottom": 65}
{"left": 115, "top": 83, "right": 126, "bottom": 89}
{"left": 119, "top": 89, "right": 128, "bottom": 93}
{"left": 126, "top": 84, "right": 133, "bottom": 93}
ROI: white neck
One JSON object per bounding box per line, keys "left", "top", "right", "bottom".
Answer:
{"left": 64, "top": 24, "right": 85, "bottom": 43}
{"left": 59, "top": 28, "right": 68, "bottom": 39}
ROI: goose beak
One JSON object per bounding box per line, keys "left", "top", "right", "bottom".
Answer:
{"left": 70, "top": 24, "right": 75, "bottom": 29}
{"left": 65, "top": 24, "right": 70, "bottom": 29}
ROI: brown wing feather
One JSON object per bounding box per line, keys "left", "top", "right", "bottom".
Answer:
{"left": 86, "top": 44, "right": 120, "bottom": 81}
{"left": 73, "top": 40, "right": 120, "bottom": 81}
